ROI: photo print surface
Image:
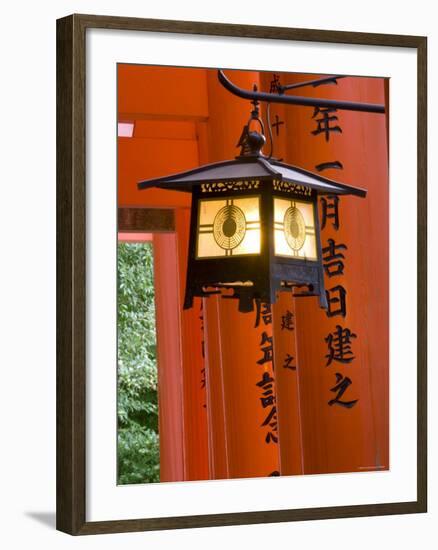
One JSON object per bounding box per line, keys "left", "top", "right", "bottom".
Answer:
{"left": 117, "top": 64, "right": 389, "bottom": 484}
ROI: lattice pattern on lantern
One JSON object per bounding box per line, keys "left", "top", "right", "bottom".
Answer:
{"left": 196, "top": 196, "right": 261, "bottom": 258}
{"left": 273, "top": 180, "right": 312, "bottom": 197}
{"left": 274, "top": 197, "right": 317, "bottom": 260}
{"left": 200, "top": 180, "right": 260, "bottom": 193}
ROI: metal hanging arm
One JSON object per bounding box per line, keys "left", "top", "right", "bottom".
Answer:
{"left": 217, "top": 70, "right": 385, "bottom": 114}
{"left": 278, "top": 74, "right": 347, "bottom": 92}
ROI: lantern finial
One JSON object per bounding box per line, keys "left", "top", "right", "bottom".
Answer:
{"left": 236, "top": 97, "right": 267, "bottom": 158}
{"left": 236, "top": 128, "right": 266, "bottom": 158}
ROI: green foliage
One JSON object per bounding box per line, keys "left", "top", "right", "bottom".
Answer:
{"left": 117, "top": 242, "right": 160, "bottom": 484}
{"left": 117, "top": 426, "right": 160, "bottom": 485}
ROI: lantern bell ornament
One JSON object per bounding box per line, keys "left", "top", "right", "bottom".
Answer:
{"left": 138, "top": 113, "right": 366, "bottom": 313}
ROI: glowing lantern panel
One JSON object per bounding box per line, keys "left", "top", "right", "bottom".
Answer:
{"left": 197, "top": 196, "right": 261, "bottom": 258}
{"left": 274, "top": 197, "right": 317, "bottom": 260}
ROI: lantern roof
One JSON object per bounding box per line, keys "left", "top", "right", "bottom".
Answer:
{"left": 138, "top": 154, "right": 366, "bottom": 198}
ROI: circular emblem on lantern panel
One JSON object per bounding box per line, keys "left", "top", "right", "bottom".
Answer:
{"left": 284, "top": 206, "right": 306, "bottom": 251}
{"left": 213, "top": 205, "right": 246, "bottom": 250}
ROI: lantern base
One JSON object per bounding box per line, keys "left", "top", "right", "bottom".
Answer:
{"left": 183, "top": 265, "right": 328, "bottom": 313}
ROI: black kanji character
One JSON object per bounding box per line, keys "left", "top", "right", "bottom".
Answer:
{"left": 325, "top": 325, "right": 357, "bottom": 366}
{"left": 328, "top": 372, "right": 359, "bottom": 408}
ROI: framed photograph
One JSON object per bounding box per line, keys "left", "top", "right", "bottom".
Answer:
{"left": 56, "top": 14, "right": 427, "bottom": 535}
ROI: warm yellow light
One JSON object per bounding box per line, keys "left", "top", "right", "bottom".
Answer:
{"left": 274, "top": 197, "right": 317, "bottom": 260}
{"left": 196, "top": 195, "right": 261, "bottom": 258}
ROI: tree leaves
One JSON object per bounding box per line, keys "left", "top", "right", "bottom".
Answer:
{"left": 117, "top": 242, "right": 160, "bottom": 484}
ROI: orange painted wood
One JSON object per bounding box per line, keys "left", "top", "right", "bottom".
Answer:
{"left": 274, "top": 73, "right": 389, "bottom": 474}
{"left": 117, "top": 64, "right": 206, "bottom": 208}
{"left": 134, "top": 119, "right": 198, "bottom": 141}
{"left": 260, "top": 73, "right": 304, "bottom": 476}
{"left": 205, "top": 69, "right": 260, "bottom": 162}
{"left": 118, "top": 65, "right": 209, "bottom": 121}
{"left": 118, "top": 232, "right": 153, "bottom": 242}
{"left": 272, "top": 294, "right": 304, "bottom": 475}
{"left": 118, "top": 136, "right": 195, "bottom": 208}
{"left": 153, "top": 233, "right": 185, "bottom": 482}
{"left": 203, "top": 297, "right": 280, "bottom": 478}
{"left": 203, "top": 296, "right": 230, "bottom": 479}
{"left": 154, "top": 216, "right": 210, "bottom": 482}
{"left": 175, "top": 208, "right": 210, "bottom": 481}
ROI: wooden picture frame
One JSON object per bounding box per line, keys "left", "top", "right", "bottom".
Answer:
{"left": 56, "top": 13, "right": 427, "bottom": 535}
